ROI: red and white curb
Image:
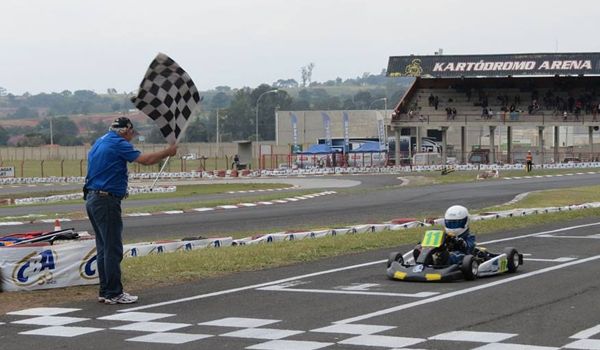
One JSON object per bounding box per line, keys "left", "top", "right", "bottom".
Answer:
{"left": 0, "top": 191, "right": 337, "bottom": 226}
{"left": 504, "top": 171, "right": 597, "bottom": 180}
{"left": 126, "top": 190, "right": 337, "bottom": 217}
{"left": 226, "top": 186, "right": 299, "bottom": 194}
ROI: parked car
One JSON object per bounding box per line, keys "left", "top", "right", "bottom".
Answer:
{"left": 562, "top": 157, "right": 581, "bottom": 163}
{"left": 181, "top": 153, "right": 198, "bottom": 160}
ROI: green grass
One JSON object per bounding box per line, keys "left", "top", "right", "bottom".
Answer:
{"left": 484, "top": 184, "right": 600, "bottom": 211}
{"left": 401, "top": 167, "right": 600, "bottom": 186}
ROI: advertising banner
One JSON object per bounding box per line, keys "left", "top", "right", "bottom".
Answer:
{"left": 0, "top": 240, "right": 98, "bottom": 292}
{"left": 321, "top": 112, "right": 332, "bottom": 146}
{"left": 387, "top": 52, "right": 600, "bottom": 78}
{"left": 0, "top": 167, "right": 15, "bottom": 177}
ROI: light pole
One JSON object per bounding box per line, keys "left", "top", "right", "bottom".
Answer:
{"left": 216, "top": 108, "right": 220, "bottom": 156}
{"left": 49, "top": 117, "right": 54, "bottom": 146}
{"left": 369, "top": 97, "right": 387, "bottom": 110}
{"left": 255, "top": 89, "right": 278, "bottom": 166}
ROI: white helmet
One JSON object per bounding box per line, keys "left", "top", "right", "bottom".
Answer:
{"left": 444, "top": 205, "right": 469, "bottom": 236}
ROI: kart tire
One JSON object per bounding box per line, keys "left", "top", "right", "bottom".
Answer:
{"left": 504, "top": 247, "right": 519, "bottom": 273}
{"left": 387, "top": 252, "right": 403, "bottom": 268}
{"left": 461, "top": 255, "right": 478, "bottom": 281}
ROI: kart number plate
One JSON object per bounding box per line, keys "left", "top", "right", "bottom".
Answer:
{"left": 422, "top": 230, "right": 444, "bottom": 248}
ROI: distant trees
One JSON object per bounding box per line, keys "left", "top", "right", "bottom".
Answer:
{"left": 11, "top": 106, "right": 38, "bottom": 119}
{"left": 0, "top": 126, "right": 8, "bottom": 145}
{"left": 0, "top": 67, "right": 414, "bottom": 145}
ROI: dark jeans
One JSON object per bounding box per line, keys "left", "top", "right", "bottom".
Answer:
{"left": 86, "top": 192, "right": 123, "bottom": 298}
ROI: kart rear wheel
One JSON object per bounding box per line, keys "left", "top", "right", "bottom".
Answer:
{"left": 461, "top": 255, "right": 478, "bottom": 280}
{"left": 387, "top": 252, "right": 403, "bottom": 268}
{"left": 504, "top": 247, "right": 520, "bottom": 273}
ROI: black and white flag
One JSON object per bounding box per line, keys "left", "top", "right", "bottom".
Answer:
{"left": 131, "top": 53, "right": 202, "bottom": 144}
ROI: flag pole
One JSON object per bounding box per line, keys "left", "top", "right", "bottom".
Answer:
{"left": 150, "top": 155, "right": 171, "bottom": 190}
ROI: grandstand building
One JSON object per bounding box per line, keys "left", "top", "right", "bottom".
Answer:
{"left": 388, "top": 52, "right": 600, "bottom": 164}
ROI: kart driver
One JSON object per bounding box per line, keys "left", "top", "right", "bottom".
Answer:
{"left": 444, "top": 205, "right": 476, "bottom": 264}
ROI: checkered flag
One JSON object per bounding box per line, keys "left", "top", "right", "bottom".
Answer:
{"left": 131, "top": 53, "right": 202, "bottom": 144}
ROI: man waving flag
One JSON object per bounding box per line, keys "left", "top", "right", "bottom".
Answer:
{"left": 130, "top": 53, "right": 202, "bottom": 144}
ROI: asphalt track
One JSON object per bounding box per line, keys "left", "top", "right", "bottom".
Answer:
{"left": 2, "top": 172, "right": 600, "bottom": 241}
{"left": 1, "top": 218, "right": 600, "bottom": 349}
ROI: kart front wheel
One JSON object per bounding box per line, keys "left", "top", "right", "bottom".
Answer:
{"left": 387, "top": 252, "right": 404, "bottom": 268}
{"left": 461, "top": 255, "right": 478, "bottom": 280}
{"left": 504, "top": 247, "right": 520, "bottom": 273}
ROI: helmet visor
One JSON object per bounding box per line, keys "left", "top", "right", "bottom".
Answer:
{"left": 445, "top": 217, "right": 468, "bottom": 230}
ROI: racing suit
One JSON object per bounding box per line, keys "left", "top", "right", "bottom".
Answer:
{"left": 448, "top": 229, "right": 476, "bottom": 264}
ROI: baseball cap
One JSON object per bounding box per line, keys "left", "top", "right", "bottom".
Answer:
{"left": 111, "top": 117, "right": 134, "bottom": 130}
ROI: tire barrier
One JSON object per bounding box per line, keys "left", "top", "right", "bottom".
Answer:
{"left": 2, "top": 162, "right": 600, "bottom": 186}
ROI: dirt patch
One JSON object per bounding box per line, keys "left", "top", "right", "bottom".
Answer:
{"left": 0, "top": 285, "right": 98, "bottom": 314}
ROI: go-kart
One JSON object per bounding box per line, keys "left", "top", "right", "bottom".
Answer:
{"left": 386, "top": 229, "right": 523, "bottom": 282}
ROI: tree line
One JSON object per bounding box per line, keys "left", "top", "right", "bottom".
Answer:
{"left": 0, "top": 70, "right": 411, "bottom": 146}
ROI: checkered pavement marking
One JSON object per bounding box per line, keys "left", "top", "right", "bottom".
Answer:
{"left": 220, "top": 327, "right": 304, "bottom": 340}
{"left": 429, "top": 330, "right": 517, "bottom": 342}
{"left": 12, "top": 315, "right": 89, "bottom": 326}
{"left": 19, "top": 325, "right": 104, "bottom": 337}
{"left": 125, "top": 332, "right": 212, "bottom": 344}
{"left": 198, "top": 317, "right": 280, "bottom": 328}
{"left": 471, "top": 344, "right": 559, "bottom": 350}
{"left": 97, "top": 311, "right": 175, "bottom": 322}
{"left": 7, "top": 307, "right": 80, "bottom": 316}
{"left": 246, "top": 339, "right": 334, "bottom": 350}
{"left": 6, "top": 308, "right": 600, "bottom": 349}
{"left": 337, "top": 334, "right": 425, "bottom": 348}
{"left": 110, "top": 321, "right": 191, "bottom": 332}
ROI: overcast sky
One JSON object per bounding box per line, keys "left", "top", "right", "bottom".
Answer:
{"left": 2, "top": 0, "right": 599, "bottom": 95}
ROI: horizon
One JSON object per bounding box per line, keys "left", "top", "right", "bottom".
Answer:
{"left": 2, "top": 0, "right": 599, "bottom": 95}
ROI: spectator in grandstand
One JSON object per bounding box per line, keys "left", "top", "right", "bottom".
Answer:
{"left": 428, "top": 93, "right": 435, "bottom": 106}
{"left": 451, "top": 107, "right": 457, "bottom": 120}
{"left": 488, "top": 108, "right": 495, "bottom": 120}
{"left": 574, "top": 100, "right": 582, "bottom": 120}
{"left": 445, "top": 107, "right": 452, "bottom": 120}
{"left": 568, "top": 96, "right": 575, "bottom": 113}
{"left": 481, "top": 107, "right": 489, "bottom": 119}
{"left": 528, "top": 100, "right": 540, "bottom": 115}
{"left": 434, "top": 96, "right": 439, "bottom": 110}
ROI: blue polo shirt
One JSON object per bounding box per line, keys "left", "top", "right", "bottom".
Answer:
{"left": 86, "top": 131, "right": 140, "bottom": 197}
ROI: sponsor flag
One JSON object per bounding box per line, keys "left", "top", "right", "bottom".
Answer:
{"left": 321, "top": 112, "right": 332, "bottom": 146}
{"left": 290, "top": 112, "right": 301, "bottom": 153}
{"left": 130, "top": 53, "right": 202, "bottom": 144}
{"left": 342, "top": 112, "right": 350, "bottom": 152}
{"left": 376, "top": 111, "right": 386, "bottom": 150}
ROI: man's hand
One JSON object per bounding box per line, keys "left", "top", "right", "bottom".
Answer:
{"left": 165, "top": 144, "right": 177, "bottom": 157}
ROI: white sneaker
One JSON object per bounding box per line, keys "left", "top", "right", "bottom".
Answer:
{"left": 104, "top": 292, "right": 138, "bottom": 305}
{"left": 98, "top": 296, "right": 106, "bottom": 303}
